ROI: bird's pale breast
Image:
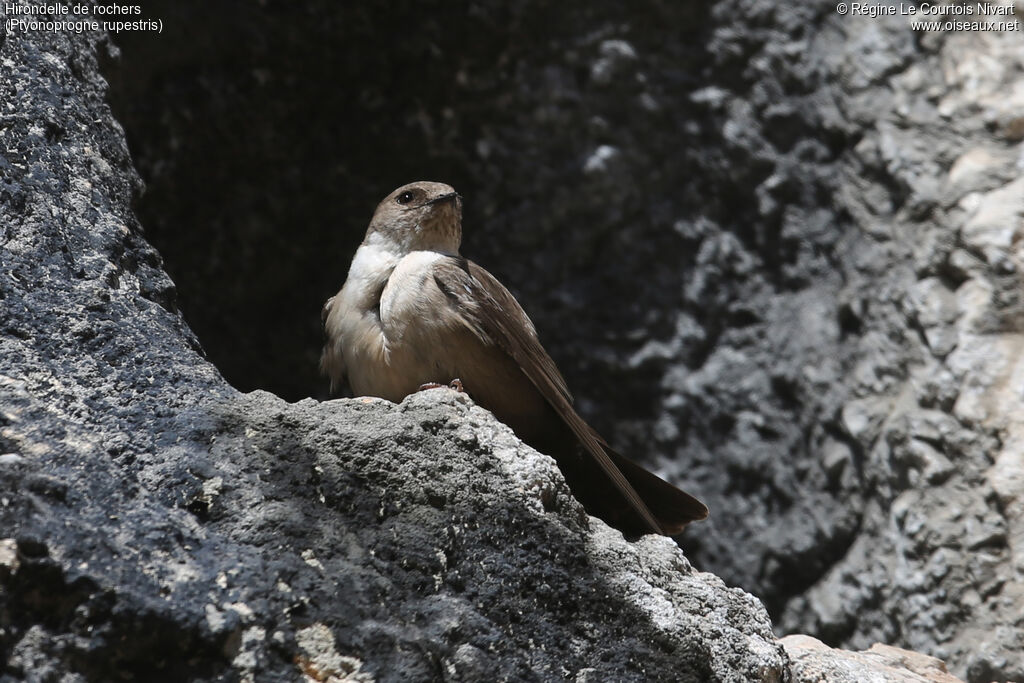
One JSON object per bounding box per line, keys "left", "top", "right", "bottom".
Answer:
{"left": 372, "top": 252, "right": 551, "bottom": 436}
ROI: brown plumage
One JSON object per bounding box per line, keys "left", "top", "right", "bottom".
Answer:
{"left": 321, "top": 181, "right": 708, "bottom": 537}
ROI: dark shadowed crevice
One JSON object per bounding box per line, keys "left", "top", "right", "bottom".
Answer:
{"left": 98, "top": 1, "right": 717, "bottom": 406}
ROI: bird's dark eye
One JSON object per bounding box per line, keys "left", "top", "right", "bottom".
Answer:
{"left": 396, "top": 191, "right": 414, "bottom": 205}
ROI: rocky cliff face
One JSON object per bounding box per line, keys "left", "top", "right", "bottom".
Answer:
{"left": 6, "top": 22, "right": 788, "bottom": 682}
{"left": 3, "top": 1, "right": 1021, "bottom": 681}
{"left": 775, "top": 15, "right": 1024, "bottom": 681}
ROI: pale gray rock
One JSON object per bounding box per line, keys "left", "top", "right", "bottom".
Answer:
{"left": 782, "top": 635, "right": 964, "bottom": 683}
{"left": 5, "top": 1, "right": 1022, "bottom": 681}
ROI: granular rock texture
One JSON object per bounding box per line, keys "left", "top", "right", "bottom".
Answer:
{"left": 781, "top": 635, "right": 965, "bottom": 683}
{"left": 4, "top": 1, "right": 1022, "bottom": 682}
{"left": 1, "top": 16, "right": 791, "bottom": 683}
{"left": 774, "top": 12, "right": 1024, "bottom": 683}
{"left": 102, "top": 2, "right": 1024, "bottom": 680}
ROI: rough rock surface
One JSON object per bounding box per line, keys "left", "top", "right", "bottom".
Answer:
{"left": 782, "top": 635, "right": 965, "bottom": 683}
{"left": 102, "top": 2, "right": 1024, "bottom": 680}
{"left": 772, "top": 12, "right": 1024, "bottom": 682}
{"left": 0, "top": 17, "right": 793, "bottom": 683}
{"left": 4, "top": 2, "right": 1022, "bottom": 683}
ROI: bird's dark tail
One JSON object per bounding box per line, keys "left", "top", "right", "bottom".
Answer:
{"left": 548, "top": 434, "right": 708, "bottom": 539}
{"left": 602, "top": 445, "right": 708, "bottom": 537}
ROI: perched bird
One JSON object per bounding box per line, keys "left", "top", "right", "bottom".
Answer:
{"left": 321, "top": 181, "right": 708, "bottom": 537}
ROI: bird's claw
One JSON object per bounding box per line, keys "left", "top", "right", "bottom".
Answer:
{"left": 416, "top": 379, "right": 465, "bottom": 393}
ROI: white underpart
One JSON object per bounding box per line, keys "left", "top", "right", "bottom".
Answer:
{"left": 327, "top": 240, "right": 459, "bottom": 400}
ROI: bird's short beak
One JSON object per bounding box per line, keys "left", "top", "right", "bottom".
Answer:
{"left": 423, "top": 192, "right": 461, "bottom": 207}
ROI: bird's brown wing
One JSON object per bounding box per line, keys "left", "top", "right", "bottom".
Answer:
{"left": 432, "top": 257, "right": 673, "bottom": 535}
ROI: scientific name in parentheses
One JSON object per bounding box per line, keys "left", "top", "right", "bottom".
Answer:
{"left": 846, "top": 2, "right": 1016, "bottom": 16}
{"left": 4, "top": 3, "right": 141, "bottom": 14}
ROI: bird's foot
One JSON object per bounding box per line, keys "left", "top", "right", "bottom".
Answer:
{"left": 416, "top": 379, "right": 466, "bottom": 393}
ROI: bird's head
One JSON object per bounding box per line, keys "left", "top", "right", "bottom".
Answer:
{"left": 364, "top": 181, "right": 463, "bottom": 255}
